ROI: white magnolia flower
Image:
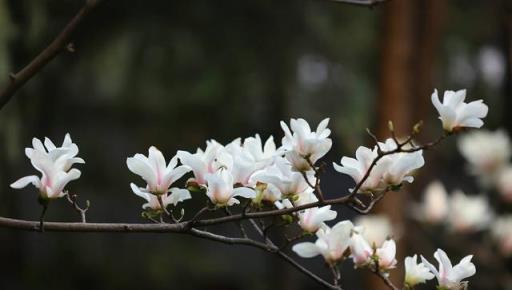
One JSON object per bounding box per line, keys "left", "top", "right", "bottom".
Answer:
{"left": 11, "top": 134, "right": 83, "bottom": 199}
{"left": 242, "top": 134, "right": 277, "bottom": 166}
{"left": 497, "top": 167, "right": 512, "bottom": 202}
{"left": 297, "top": 205, "right": 337, "bottom": 233}
{"left": 204, "top": 170, "right": 256, "bottom": 206}
{"left": 378, "top": 139, "right": 425, "bottom": 186}
{"left": 431, "top": 89, "right": 488, "bottom": 132}
{"left": 458, "top": 130, "right": 511, "bottom": 184}
{"left": 404, "top": 254, "right": 435, "bottom": 287}
{"left": 177, "top": 140, "right": 224, "bottom": 185}
{"left": 280, "top": 118, "right": 332, "bottom": 170}
{"left": 292, "top": 221, "right": 353, "bottom": 265}
{"left": 349, "top": 232, "right": 373, "bottom": 267}
{"left": 333, "top": 145, "right": 386, "bottom": 193}
{"left": 355, "top": 215, "right": 394, "bottom": 247}
{"left": 250, "top": 157, "right": 313, "bottom": 198}
{"left": 130, "top": 183, "right": 191, "bottom": 210}
{"left": 421, "top": 249, "right": 476, "bottom": 290}
{"left": 448, "top": 190, "right": 493, "bottom": 233}
{"left": 417, "top": 181, "right": 449, "bottom": 224}
{"left": 491, "top": 215, "right": 512, "bottom": 256}
{"left": 127, "top": 146, "right": 191, "bottom": 196}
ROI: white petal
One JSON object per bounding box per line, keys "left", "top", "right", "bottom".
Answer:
{"left": 10, "top": 175, "right": 41, "bottom": 189}
{"left": 232, "top": 187, "right": 256, "bottom": 199}
{"left": 292, "top": 242, "right": 320, "bottom": 258}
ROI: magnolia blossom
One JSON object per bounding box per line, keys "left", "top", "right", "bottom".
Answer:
{"left": 130, "top": 184, "right": 191, "bottom": 210}
{"left": 333, "top": 145, "right": 384, "bottom": 192}
{"left": 448, "top": 190, "right": 492, "bottom": 233}
{"left": 11, "top": 134, "right": 84, "bottom": 199}
{"left": 334, "top": 140, "right": 424, "bottom": 193}
{"left": 491, "top": 216, "right": 512, "bottom": 256}
{"left": 280, "top": 118, "right": 332, "bottom": 170}
{"left": 457, "top": 130, "right": 511, "bottom": 183}
{"left": 297, "top": 206, "right": 337, "bottom": 233}
{"left": 349, "top": 232, "right": 373, "bottom": 267}
{"left": 177, "top": 140, "right": 224, "bottom": 185}
{"left": 421, "top": 249, "right": 476, "bottom": 290}
{"left": 497, "top": 167, "right": 512, "bottom": 202}
{"left": 127, "top": 146, "right": 191, "bottom": 196}
{"left": 354, "top": 215, "right": 394, "bottom": 247}
{"left": 416, "top": 181, "right": 449, "bottom": 224}
{"left": 431, "top": 89, "right": 488, "bottom": 132}
{"left": 250, "top": 157, "right": 313, "bottom": 198}
{"left": 404, "top": 255, "right": 435, "bottom": 287}
{"left": 292, "top": 221, "right": 353, "bottom": 265}
{"left": 204, "top": 170, "right": 256, "bottom": 206}
{"left": 376, "top": 239, "right": 397, "bottom": 270}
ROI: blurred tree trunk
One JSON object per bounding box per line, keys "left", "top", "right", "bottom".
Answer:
{"left": 504, "top": 0, "right": 512, "bottom": 134}
{"left": 370, "top": 0, "right": 445, "bottom": 288}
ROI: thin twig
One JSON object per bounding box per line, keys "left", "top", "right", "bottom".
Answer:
{"left": 66, "top": 193, "right": 89, "bottom": 223}
{"left": 329, "top": 0, "right": 389, "bottom": 7}
{"left": 0, "top": 0, "right": 105, "bottom": 110}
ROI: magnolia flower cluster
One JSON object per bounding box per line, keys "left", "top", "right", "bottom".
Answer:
{"left": 415, "top": 181, "right": 493, "bottom": 233}
{"left": 10, "top": 134, "right": 84, "bottom": 201}
{"left": 334, "top": 138, "right": 425, "bottom": 193}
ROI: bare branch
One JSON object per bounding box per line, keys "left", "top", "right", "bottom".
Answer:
{"left": 0, "top": 0, "right": 105, "bottom": 110}
{"left": 329, "top": 0, "right": 389, "bottom": 7}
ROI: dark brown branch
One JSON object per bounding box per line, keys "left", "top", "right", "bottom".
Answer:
{"left": 0, "top": 0, "right": 105, "bottom": 110}
{"left": 330, "top": 0, "right": 389, "bottom": 7}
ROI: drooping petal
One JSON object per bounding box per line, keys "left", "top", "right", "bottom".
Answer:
{"left": 10, "top": 175, "right": 41, "bottom": 189}
{"left": 292, "top": 242, "right": 321, "bottom": 258}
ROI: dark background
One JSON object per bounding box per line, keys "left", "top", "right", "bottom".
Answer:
{"left": 0, "top": 0, "right": 510, "bottom": 289}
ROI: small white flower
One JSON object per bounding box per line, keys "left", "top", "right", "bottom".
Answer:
{"left": 431, "top": 89, "right": 488, "bottom": 132}
{"left": 377, "top": 139, "right": 425, "bottom": 186}
{"left": 448, "top": 190, "right": 493, "bottom": 233}
{"left": 292, "top": 221, "right": 353, "bottom": 265}
{"left": 404, "top": 254, "right": 435, "bottom": 287}
{"left": 127, "top": 146, "right": 191, "bottom": 195}
{"left": 421, "top": 249, "right": 476, "bottom": 290}
{"left": 376, "top": 239, "right": 397, "bottom": 270}
{"left": 349, "top": 232, "right": 373, "bottom": 267}
{"left": 204, "top": 170, "right": 256, "bottom": 206}
{"left": 280, "top": 118, "right": 332, "bottom": 170}
{"left": 458, "top": 129, "right": 511, "bottom": 184}
{"left": 11, "top": 134, "right": 84, "bottom": 199}
{"left": 297, "top": 205, "right": 337, "bottom": 233}
{"left": 491, "top": 215, "right": 512, "bottom": 256}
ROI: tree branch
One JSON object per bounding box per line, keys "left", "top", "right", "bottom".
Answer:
{"left": 330, "top": 0, "right": 389, "bottom": 7}
{"left": 0, "top": 0, "right": 105, "bottom": 110}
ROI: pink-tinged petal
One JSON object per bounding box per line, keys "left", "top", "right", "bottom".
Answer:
{"left": 10, "top": 175, "right": 41, "bottom": 189}
{"left": 292, "top": 242, "right": 321, "bottom": 258}
{"left": 130, "top": 183, "right": 151, "bottom": 203}
{"left": 148, "top": 146, "right": 167, "bottom": 175}
{"left": 127, "top": 155, "right": 157, "bottom": 187}
{"left": 177, "top": 150, "right": 207, "bottom": 184}
{"left": 50, "top": 168, "right": 81, "bottom": 198}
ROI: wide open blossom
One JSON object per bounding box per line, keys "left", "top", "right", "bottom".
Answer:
{"left": 404, "top": 254, "right": 435, "bottom": 287}
{"left": 11, "top": 134, "right": 84, "bottom": 199}
{"left": 457, "top": 129, "right": 511, "bottom": 184}
{"left": 127, "top": 146, "right": 191, "bottom": 196}
{"left": 431, "top": 89, "right": 488, "bottom": 132}
{"left": 292, "top": 221, "right": 353, "bottom": 265}
{"left": 421, "top": 249, "right": 476, "bottom": 290}
{"left": 204, "top": 169, "right": 256, "bottom": 206}
{"left": 297, "top": 205, "right": 337, "bottom": 233}
{"left": 280, "top": 118, "right": 332, "bottom": 170}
